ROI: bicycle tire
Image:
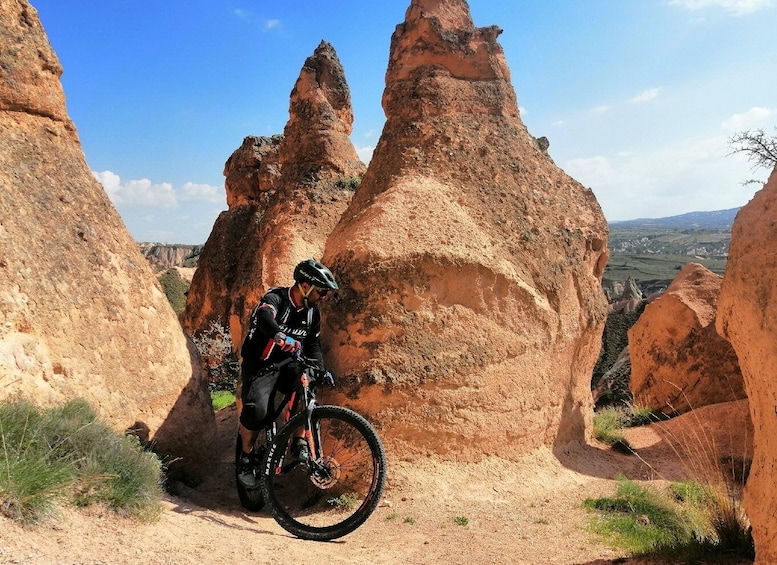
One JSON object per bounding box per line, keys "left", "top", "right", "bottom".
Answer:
{"left": 234, "top": 433, "right": 265, "bottom": 511}
{"left": 261, "top": 405, "right": 387, "bottom": 541}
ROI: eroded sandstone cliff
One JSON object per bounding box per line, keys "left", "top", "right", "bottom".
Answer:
{"left": 321, "top": 0, "right": 609, "bottom": 459}
{"left": 0, "top": 0, "right": 214, "bottom": 479}
{"left": 717, "top": 166, "right": 777, "bottom": 564}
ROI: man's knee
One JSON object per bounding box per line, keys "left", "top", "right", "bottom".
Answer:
{"left": 239, "top": 402, "right": 266, "bottom": 430}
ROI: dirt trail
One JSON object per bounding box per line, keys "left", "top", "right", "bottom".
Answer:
{"left": 0, "top": 401, "right": 753, "bottom": 565}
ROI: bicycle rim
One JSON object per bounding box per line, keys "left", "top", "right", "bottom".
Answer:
{"left": 262, "top": 406, "right": 387, "bottom": 541}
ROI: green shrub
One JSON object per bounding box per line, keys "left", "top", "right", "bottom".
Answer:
{"left": 335, "top": 176, "right": 361, "bottom": 190}
{"left": 191, "top": 320, "right": 240, "bottom": 393}
{"left": 585, "top": 475, "right": 754, "bottom": 561}
{"left": 592, "top": 408, "right": 631, "bottom": 452}
{"left": 0, "top": 399, "right": 163, "bottom": 523}
{"left": 584, "top": 476, "right": 697, "bottom": 555}
{"left": 211, "top": 390, "right": 235, "bottom": 411}
{"left": 158, "top": 269, "right": 189, "bottom": 314}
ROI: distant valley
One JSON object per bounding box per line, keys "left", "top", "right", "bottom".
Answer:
{"left": 138, "top": 208, "right": 738, "bottom": 301}
{"left": 605, "top": 207, "right": 737, "bottom": 297}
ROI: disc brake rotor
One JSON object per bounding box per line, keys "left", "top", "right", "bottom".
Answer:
{"left": 309, "top": 456, "right": 341, "bottom": 489}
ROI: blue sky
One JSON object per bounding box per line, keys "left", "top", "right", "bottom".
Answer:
{"left": 32, "top": 0, "right": 777, "bottom": 244}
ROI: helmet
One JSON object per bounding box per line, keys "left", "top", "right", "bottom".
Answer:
{"left": 293, "top": 259, "right": 339, "bottom": 290}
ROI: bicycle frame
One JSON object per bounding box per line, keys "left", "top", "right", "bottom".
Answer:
{"left": 264, "top": 358, "right": 322, "bottom": 473}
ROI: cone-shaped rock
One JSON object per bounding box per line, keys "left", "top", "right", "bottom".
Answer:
{"left": 629, "top": 262, "right": 744, "bottom": 414}
{"left": 0, "top": 0, "right": 215, "bottom": 479}
{"left": 322, "top": 0, "right": 609, "bottom": 459}
{"left": 717, "top": 165, "right": 777, "bottom": 563}
{"left": 182, "top": 41, "right": 364, "bottom": 349}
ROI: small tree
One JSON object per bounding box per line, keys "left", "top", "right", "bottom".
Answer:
{"left": 191, "top": 320, "right": 240, "bottom": 392}
{"left": 728, "top": 127, "right": 777, "bottom": 184}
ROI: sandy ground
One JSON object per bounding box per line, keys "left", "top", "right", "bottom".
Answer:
{"left": 0, "top": 401, "right": 753, "bottom": 565}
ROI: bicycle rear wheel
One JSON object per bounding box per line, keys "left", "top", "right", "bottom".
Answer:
{"left": 261, "top": 405, "right": 387, "bottom": 541}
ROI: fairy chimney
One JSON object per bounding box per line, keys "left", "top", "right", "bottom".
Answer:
{"left": 181, "top": 41, "right": 364, "bottom": 349}
{"left": 0, "top": 0, "right": 215, "bottom": 479}
{"left": 321, "top": 0, "right": 609, "bottom": 460}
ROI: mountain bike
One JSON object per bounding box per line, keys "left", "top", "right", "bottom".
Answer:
{"left": 234, "top": 355, "right": 387, "bottom": 541}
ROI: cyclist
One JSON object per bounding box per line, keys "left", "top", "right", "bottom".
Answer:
{"left": 236, "top": 259, "right": 338, "bottom": 488}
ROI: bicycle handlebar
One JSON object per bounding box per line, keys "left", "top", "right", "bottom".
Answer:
{"left": 269, "top": 352, "right": 335, "bottom": 388}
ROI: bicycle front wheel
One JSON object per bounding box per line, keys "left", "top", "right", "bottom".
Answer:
{"left": 261, "top": 405, "right": 387, "bottom": 541}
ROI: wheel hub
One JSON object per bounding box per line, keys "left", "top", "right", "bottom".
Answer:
{"left": 309, "top": 456, "right": 341, "bottom": 489}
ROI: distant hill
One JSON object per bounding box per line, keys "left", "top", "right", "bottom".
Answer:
{"left": 604, "top": 208, "right": 736, "bottom": 298}
{"left": 610, "top": 207, "right": 739, "bottom": 231}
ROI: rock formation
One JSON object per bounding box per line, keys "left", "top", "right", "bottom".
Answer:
{"left": 181, "top": 41, "right": 364, "bottom": 348}
{"left": 223, "top": 135, "right": 282, "bottom": 208}
{"left": 321, "top": 0, "right": 609, "bottom": 459}
{"left": 717, "top": 166, "right": 777, "bottom": 564}
{"left": 138, "top": 243, "right": 202, "bottom": 271}
{"left": 0, "top": 0, "right": 215, "bottom": 479}
{"left": 629, "top": 263, "right": 745, "bottom": 414}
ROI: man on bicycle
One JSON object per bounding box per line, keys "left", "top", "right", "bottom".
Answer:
{"left": 236, "top": 259, "right": 338, "bottom": 488}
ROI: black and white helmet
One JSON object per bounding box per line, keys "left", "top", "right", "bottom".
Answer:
{"left": 293, "top": 259, "right": 339, "bottom": 290}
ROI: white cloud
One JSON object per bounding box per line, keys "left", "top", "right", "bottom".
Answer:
{"left": 232, "top": 8, "right": 250, "bottom": 20}
{"left": 93, "top": 170, "right": 223, "bottom": 208}
{"left": 590, "top": 105, "right": 610, "bottom": 115}
{"left": 629, "top": 88, "right": 662, "bottom": 103}
{"left": 720, "top": 106, "right": 777, "bottom": 132}
{"left": 564, "top": 131, "right": 759, "bottom": 221}
{"left": 551, "top": 120, "right": 567, "bottom": 127}
{"left": 357, "top": 145, "right": 374, "bottom": 164}
{"left": 179, "top": 182, "right": 223, "bottom": 203}
{"left": 668, "top": 0, "right": 774, "bottom": 15}
{"left": 264, "top": 19, "right": 281, "bottom": 31}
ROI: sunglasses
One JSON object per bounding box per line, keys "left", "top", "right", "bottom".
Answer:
{"left": 314, "top": 287, "right": 330, "bottom": 297}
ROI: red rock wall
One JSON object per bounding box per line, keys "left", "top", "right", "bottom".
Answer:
{"left": 717, "top": 166, "right": 777, "bottom": 564}
{"left": 629, "top": 263, "right": 745, "bottom": 414}
{"left": 321, "top": 0, "right": 609, "bottom": 460}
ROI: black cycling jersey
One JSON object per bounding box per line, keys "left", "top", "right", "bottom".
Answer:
{"left": 240, "top": 287, "right": 324, "bottom": 378}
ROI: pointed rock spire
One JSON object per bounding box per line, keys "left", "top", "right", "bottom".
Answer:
{"left": 279, "top": 40, "right": 365, "bottom": 185}
{"left": 321, "top": 0, "right": 609, "bottom": 457}
{"left": 183, "top": 41, "right": 364, "bottom": 347}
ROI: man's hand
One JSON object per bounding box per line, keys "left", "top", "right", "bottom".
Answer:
{"left": 274, "top": 332, "right": 301, "bottom": 354}
{"left": 312, "top": 368, "right": 335, "bottom": 387}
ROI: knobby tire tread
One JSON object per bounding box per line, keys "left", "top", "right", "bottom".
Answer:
{"left": 261, "top": 405, "right": 387, "bottom": 541}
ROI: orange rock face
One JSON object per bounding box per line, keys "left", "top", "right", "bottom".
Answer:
{"left": 321, "top": 0, "right": 609, "bottom": 459}
{"left": 182, "top": 41, "right": 364, "bottom": 348}
{"left": 628, "top": 263, "right": 745, "bottom": 414}
{"left": 717, "top": 166, "right": 777, "bottom": 564}
{"left": 0, "top": 0, "right": 215, "bottom": 479}
{"left": 223, "top": 135, "right": 282, "bottom": 208}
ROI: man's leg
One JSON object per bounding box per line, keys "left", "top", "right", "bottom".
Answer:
{"left": 239, "top": 422, "right": 259, "bottom": 454}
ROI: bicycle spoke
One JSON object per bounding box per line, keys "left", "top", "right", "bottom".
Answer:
{"left": 263, "top": 406, "right": 386, "bottom": 540}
